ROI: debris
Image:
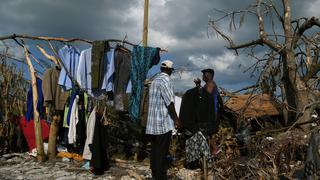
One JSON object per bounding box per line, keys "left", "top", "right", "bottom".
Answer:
{"left": 127, "top": 170, "right": 142, "bottom": 180}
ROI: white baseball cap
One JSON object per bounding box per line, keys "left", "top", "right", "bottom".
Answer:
{"left": 161, "top": 60, "right": 174, "bottom": 69}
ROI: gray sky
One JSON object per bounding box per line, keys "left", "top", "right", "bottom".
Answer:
{"left": 0, "top": 0, "right": 319, "bottom": 92}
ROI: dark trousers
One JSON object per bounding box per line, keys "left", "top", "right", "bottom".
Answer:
{"left": 150, "top": 131, "right": 172, "bottom": 180}
{"left": 114, "top": 48, "right": 131, "bottom": 111}
{"left": 90, "top": 116, "right": 110, "bottom": 175}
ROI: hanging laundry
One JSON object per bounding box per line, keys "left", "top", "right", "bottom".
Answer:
{"left": 63, "top": 88, "right": 80, "bottom": 128}
{"left": 129, "top": 45, "right": 160, "bottom": 121}
{"left": 102, "top": 48, "right": 115, "bottom": 92}
{"left": 58, "top": 45, "right": 80, "bottom": 90}
{"left": 82, "top": 107, "right": 96, "bottom": 160}
{"left": 185, "top": 131, "right": 211, "bottom": 163}
{"left": 113, "top": 46, "right": 131, "bottom": 111}
{"left": 26, "top": 78, "right": 45, "bottom": 121}
{"left": 77, "top": 48, "right": 92, "bottom": 93}
{"left": 91, "top": 41, "right": 110, "bottom": 90}
{"left": 77, "top": 47, "right": 115, "bottom": 97}
{"left": 76, "top": 91, "right": 87, "bottom": 153}
{"left": 63, "top": 105, "right": 70, "bottom": 128}
{"left": 89, "top": 114, "right": 110, "bottom": 175}
{"left": 68, "top": 95, "right": 79, "bottom": 144}
{"left": 42, "top": 67, "right": 69, "bottom": 110}
{"left": 126, "top": 80, "right": 132, "bottom": 93}
{"left": 20, "top": 116, "right": 50, "bottom": 151}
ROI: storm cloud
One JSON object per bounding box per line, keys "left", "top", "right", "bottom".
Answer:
{"left": 0, "top": 0, "right": 318, "bottom": 92}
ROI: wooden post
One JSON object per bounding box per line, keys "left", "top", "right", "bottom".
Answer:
{"left": 24, "top": 47, "right": 46, "bottom": 162}
{"left": 135, "top": 0, "right": 149, "bottom": 162}
{"left": 37, "top": 45, "right": 60, "bottom": 160}
{"left": 203, "top": 155, "right": 208, "bottom": 180}
{"left": 142, "top": 0, "right": 149, "bottom": 47}
{"left": 48, "top": 113, "right": 61, "bottom": 160}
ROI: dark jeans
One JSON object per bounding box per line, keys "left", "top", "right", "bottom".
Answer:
{"left": 150, "top": 131, "right": 172, "bottom": 180}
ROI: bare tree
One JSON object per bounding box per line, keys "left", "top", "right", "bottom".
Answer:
{"left": 209, "top": 0, "right": 320, "bottom": 126}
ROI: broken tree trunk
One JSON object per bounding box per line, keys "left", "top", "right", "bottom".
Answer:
{"left": 24, "top": 47, "right": 45, "bottom": 162}
{"left": 37, "top": 46, "right": 60, "bottom": 160}
{"left": 47, "top": 113, "right": 60, "bottom": 160}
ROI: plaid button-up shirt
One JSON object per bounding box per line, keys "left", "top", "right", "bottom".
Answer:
{"left": 146, "top": 72, "right": 175, "bottom": 135}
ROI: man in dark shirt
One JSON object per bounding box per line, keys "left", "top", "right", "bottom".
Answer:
{"left": 201, "top": 68, "right": 224, "bottom": 124}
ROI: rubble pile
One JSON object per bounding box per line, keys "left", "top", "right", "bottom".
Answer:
{"left": 211, "top": 128, "right": 310, "bottom": 179}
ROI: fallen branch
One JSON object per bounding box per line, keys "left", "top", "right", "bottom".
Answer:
{"left": 286, "top": 101, "right": 320, "bottom": 132}
{"left": 254, "top": 118, "right": 319, "bottom": 137}
{"left": 127, "top": 170, "right": 143, "bottom": 180}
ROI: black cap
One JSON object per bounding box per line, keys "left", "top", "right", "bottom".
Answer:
{"left": 201, "top": 68, "right": 214, "bottom": 75}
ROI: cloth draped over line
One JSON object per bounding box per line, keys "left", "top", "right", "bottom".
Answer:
{"left": 129, "top": 45, "right": 160, "bottom": 121}
{"left": 77, "top": 47, "right": 116, "bottom": 97}
{"left": 103, "top": 48, "right": 116, "bottom": 92}
{"left": 91, "top": 41, "right": 110, "bottom": 91}
{"left": 64, "top": 89, "right": 79, "bottom": 127}
{"left": 26, "top": 78, "right": 44, "bottom": 122}
{"left": 58, "top": 45, "right": 80, "bottom": 91}
{"left": 113, "top": 46, "right": 132, "bottom": 111}
{"left": 82, "top": 107, "right": 96, "bottom": 160}
{"left": 68, "top": 95, "right": 79, "bottom": 144}
{"left": 42, "top": 67, "right": 69, "bottom": 111}
{"left": 89, "top": 114, "right": 110, "bottom": 174}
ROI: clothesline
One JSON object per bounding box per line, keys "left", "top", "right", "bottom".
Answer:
{"left": 1, "top": 34, "right": 163, "bottom": 123}
{"left": 0, "top": 34, "right": 168, "bottom": 51}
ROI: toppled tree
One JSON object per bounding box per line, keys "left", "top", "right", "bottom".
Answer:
{"left": 209, "top": 0, "right": 320, "bottom": 126}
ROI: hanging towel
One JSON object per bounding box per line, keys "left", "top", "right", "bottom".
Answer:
{"left": 129, "top": 45, "right": 160, "bottom": 121}
{"left": 58, "top": 45, "right": 80, "bottom": 90}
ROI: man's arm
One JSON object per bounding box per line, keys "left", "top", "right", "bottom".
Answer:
{"left": 168, "top": 102, "right": 181, "bottom": 128}
{"left": 218, "top": 93, "right": 224, "bottom": 111}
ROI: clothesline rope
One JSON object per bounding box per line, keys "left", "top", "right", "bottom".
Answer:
{"left": 0, "top": 34, "right": 168, "bottom": 51}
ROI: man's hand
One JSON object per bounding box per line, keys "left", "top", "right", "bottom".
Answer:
{"left": 194, "top": 78, "right": 201, "bottom": 87}
{"left": 175, "top": 118, "right": 182, "bottom": 129}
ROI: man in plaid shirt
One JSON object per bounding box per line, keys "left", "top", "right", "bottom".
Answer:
{"left": 146, "top": 60, "right": 181, "bottom": 180}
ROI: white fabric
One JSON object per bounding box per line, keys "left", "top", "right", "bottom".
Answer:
{"left": 76, "top": 48, "right": 92, "bottom": 91}
{"left": 68, "top": 95, "right": 79, "bottom": 144}
{"left": 82, "top": 107, "right": 97, "bottom": 160}
{"left": 175, "top": 96, "right": 182, "bottom": 117}
{"left": 171, "top": 96, "right": 182, "bottom": 135}
{"left": 102, "top": 48, "right": 115, "bottom": 92}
